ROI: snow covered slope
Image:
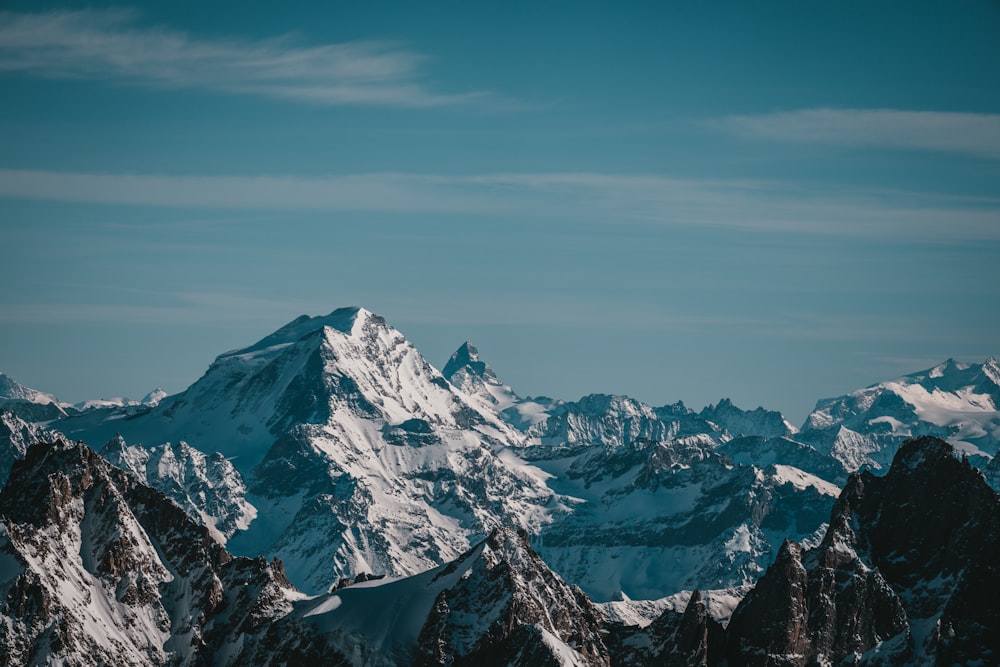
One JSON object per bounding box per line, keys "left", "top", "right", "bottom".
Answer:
{"left": 100, "top": 435, "right": 257, "bottom": 541}
{"left": 0, "top": 410, "right": 62, "bottom": 486}
{"left": 798, "top": 357, "right": 1000, "bottom": 472}
{"left": 298, "top": 528, "right": 610, "bottom": 666}
{"left": 529, "top": 433, "right": 837, "bottom": 601}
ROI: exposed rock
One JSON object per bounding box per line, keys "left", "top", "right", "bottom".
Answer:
{"left": 415, "top": 528, "right": 611, "bottom": 667}
{"left": 725, "top": 435, "right": 1000, "bottom": 665}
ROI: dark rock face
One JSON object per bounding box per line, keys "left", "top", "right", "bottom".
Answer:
{"left": 415, "top": 528, "right": 611, "bottom": 667}
{"left": 725, "top": 435, "right": 1000, "bottom": 665}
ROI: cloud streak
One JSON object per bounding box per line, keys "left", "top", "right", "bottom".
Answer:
{"left": 0, "top": 8, "right": 485, "bottom": 107}
{"left": 2, "top": 168, "right": 998, "bottom": 241}
{"left": 710, "top": 108, "right": 1000, "bottom": 160}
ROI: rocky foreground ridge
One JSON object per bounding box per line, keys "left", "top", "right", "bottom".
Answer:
{"left": 1, "top": 435, "right": 996, "bottom": 665}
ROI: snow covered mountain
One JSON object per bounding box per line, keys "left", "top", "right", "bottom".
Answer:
{"left": 29, "top": 311, "right": 1000, "bottom": 607}
{"left": 58, "top": 308, "right": 561, "bottom": 594}
{"left": 0, "top": 372, "right": 68, "bottom": 422}
{"left": 0, "top": 439, "right": 307, "bottom": 666}
{"left": 442, "top": 352, "right": 827, "bottom": 600}
{"left": 100, "top": 435, "right": 257, "bottom": 541}
{"left": 71, "top": 388, "right": 168, "bottom": 412}
{"left": 798, "top": 357, "right": 1000, "bottom": 472}
{"left": 699, "top": 398, "right": 798, "bottom": 440}
{"left": 442, "top": 340, "right": 558, "bottom": 430}
{"left": 445, "top": 352, "right": 837, "bottom": 601}
{"left": 527, "top": 430, "right": 838, "bottom": 601}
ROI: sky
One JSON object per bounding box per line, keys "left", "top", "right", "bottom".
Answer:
{"left": 1, "top": 0, "right": 998, "bottom": 425}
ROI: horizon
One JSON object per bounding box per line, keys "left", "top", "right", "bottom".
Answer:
{"left": 1, "top": 303, "right": 994, "bottom": 427}
{"left": 2, "top": 1, "right": 999, "bottom": 426}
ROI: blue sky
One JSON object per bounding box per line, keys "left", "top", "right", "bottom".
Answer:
{"left": 1, "top": 1, "right": 998, "bottom": 424}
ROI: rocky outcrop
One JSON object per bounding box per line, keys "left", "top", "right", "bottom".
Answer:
{"left": 415, "top": 528, "right": 610, "bottom": 667}
{"left": 724, "top": 435, "right": 1000, "bottom": 665}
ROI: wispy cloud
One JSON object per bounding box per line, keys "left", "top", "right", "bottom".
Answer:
{"left": 2, "top": 168, "right": 998, "bottom": 241}
{"left": 710, "top": 108, "right": 1000, "bottom": 160}
{"left": 0, "top": 8, "right": 486, "bottom": 107}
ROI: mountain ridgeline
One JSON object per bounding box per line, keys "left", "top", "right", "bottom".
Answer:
{"left": 1, "top": 307, "right": 998, "bottom": 665}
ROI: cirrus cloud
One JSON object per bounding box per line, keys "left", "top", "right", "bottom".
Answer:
{"left": 0, "top": 8, "right": 488, "bottom": 107}
{"left": 710, "top": 108, "right": 1000, "bottom": 160}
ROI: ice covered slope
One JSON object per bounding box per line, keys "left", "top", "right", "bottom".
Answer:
{"left": 798, "top": 357, "right": 1000, "bottom": 472}
{"left": 100, "top": 435, "right": 257, "bottom": 541}
{"left": 0, "top": 440, "right": 308, "bottom": 666}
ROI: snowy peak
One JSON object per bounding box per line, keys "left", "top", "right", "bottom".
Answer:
{"left": 699, "top": 397, "right": 797, "bottom": 439}
{"left": 0, "top": 438, "right": 311, "bottom": 666}
{"left": 415, "top": 527, "right": 611, "bottom": 666}
{"left": 984, "top": 356, "right": 1000, "bottom": 387}
{"left": 0, "top": 409, "right": 62, "bottom": 486}
{"left": 218, "top": 306, "right": 372, "bottom": 360}
{"left": 442, "top": 341, "right": 494, "bottom": 381}
{"left": 799, "top": 356, "right": 1000, "bottom": 471}
{"left": 0, "top": 372, "right": 67, "bottom": 421}
{"left": 0, "top": 372, "right": 56, "bottom": 404}
{"left": 141, "top": 388, "right": 168, "bottom": 406}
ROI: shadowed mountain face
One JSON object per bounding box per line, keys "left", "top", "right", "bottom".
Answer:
{"left": 725, "top": 436, "right": 1000, "bottom": 666}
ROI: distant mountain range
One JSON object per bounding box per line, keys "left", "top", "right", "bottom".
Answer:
{"left": 1, "top": 307, "right": 997, "bottom": 664}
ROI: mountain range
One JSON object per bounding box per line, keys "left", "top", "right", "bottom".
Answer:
{"left": 1, "top": 306, "right": 998, "bottom": 664}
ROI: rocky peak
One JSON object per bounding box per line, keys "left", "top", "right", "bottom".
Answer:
{"left": 415, "top": 527, "right": 611, "bottom": 666}
{"left": 443, "top": 341, "right": 495, "bottom": 382}
{"left": 723, "top": 435, "right": 1000, "bottom": 665}
{"left": 699, "top": 398, "right": 796, "bottom": 439}
{"left": 608, "top": 587, "right": 725, "bottom": 666}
